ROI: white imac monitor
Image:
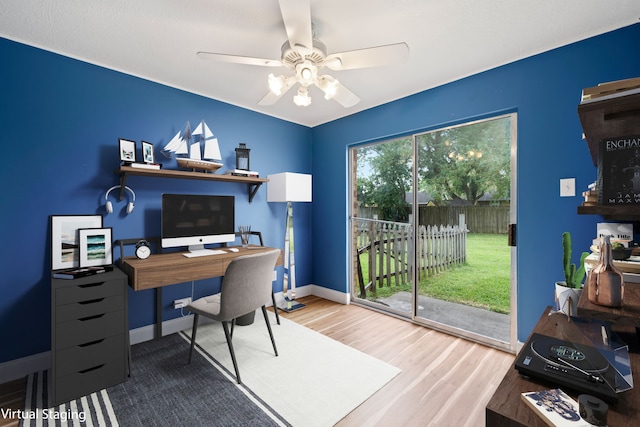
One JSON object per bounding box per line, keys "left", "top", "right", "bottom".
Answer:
{"left": 161, "top": 193, "right": 235, "bottom": 252}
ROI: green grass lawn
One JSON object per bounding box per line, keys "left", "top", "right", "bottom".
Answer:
{"left": 419, "top": 233, "right": 510, "bottom": 314}
{"left": 358, "top": 233, "right": 511, "bottom": 314}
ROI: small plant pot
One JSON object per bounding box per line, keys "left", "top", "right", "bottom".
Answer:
{"left": 611, "top": 248, "right": 632, "bottom": 260}
{"left": 555, "top": 281, "right": 582, "bottom": 317}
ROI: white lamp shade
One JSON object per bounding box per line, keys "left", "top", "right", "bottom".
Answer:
{"left": 267, "top": 172, "right": 312, "bottom": 202}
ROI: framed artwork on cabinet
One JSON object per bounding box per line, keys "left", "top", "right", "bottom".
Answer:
{"left": 50, "top": 215, "right": 103, "bottom": 270}
{"left": 78, "top": 227, "right": 112, "bottom": 267}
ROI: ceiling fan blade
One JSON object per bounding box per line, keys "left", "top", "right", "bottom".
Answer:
{"left": 258, "top": 79, "right": 296, "bottom": 105}
{"left": 324, "top": 42, "right": 410, "bottom": 70}
{"left": 197, "top": 51, "right": 282, "bottom": 67}
{"left": 278, "top": 0, "right": 313, "bottom": 52}
{"left": 332, "top": 82, "right": 360, "bottom": 108}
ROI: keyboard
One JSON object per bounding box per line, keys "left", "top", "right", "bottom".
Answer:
{"left": 182, "top": 249, "right": 227, "bottom": 258}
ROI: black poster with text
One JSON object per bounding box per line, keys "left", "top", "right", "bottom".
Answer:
{"left": 598, "top": 135, "right": 640, "bottom": 205}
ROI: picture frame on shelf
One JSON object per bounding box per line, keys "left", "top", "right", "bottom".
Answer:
{"left": 78, "top": 227, "right": 112, "bottom": 267}
{"left": 142, "top": 140, "right": 155, "bottom": 164}
{"left": 50, "top": 215, "right": 103, "bottom": 270}
{"left": 119, "top": 138, "right": 136, "bottom": 163}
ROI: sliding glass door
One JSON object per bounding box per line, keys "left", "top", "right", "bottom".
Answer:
{"left": 350, "top": 113, "right": 516, "bottom": 351}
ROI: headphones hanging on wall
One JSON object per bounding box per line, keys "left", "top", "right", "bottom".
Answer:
{"left": 104, "top": 185, "right": 136, "bottom": 214}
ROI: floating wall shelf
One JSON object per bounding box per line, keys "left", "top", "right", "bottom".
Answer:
{"left": 577, "top": 204, "right": 640, "bottom": 220}
{"left": 115, "top": 166, "right": 268, "bottom": 202}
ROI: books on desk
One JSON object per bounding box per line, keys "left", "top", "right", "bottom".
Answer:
{"left": 521, "top": 389, "right": 593, "bottom": 427}
{"left": 52, "top": 265, "right": 114, "bottom": 279}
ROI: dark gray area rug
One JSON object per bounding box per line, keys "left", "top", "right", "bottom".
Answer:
{"left": 21, "top": 333, "right": 288, "bottom": 426}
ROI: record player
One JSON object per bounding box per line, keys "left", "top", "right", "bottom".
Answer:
{"left": 515, "top": 333, "right": 627, "bottom": 403}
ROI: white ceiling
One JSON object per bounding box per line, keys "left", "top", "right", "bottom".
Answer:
{"left": 1, "top": 1, "right": 638, "bottom": 127}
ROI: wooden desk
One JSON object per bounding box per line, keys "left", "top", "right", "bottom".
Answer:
{"left": 119, "top": 245, "right": 282, "bottom": 338}
{"left": 486, "top": 307, "right": 640, "bottom": 426}
{"left": 120, "top": 245, "right": 283, "bottom": 291}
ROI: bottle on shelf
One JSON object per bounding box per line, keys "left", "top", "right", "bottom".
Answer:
{"left": 586, "top": 235, "right": 624, "bottom": 307}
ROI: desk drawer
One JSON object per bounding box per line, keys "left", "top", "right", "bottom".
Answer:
{"left": 54, "top": 357, "right": 126, "bottom": 404}
{"left": 55, "top": 279, "right": 123, "bottom": 305}
{"left": 55, "top": 294, "right": 124, "bottom": 323}
{"left": 128, "top": 257, "right": 225, "bottom": 290}
{"left": 55, "top": 310, "right": 124, "bottom": 349}
{"left": 55, "top": 334, "right": 126, "bottom": 377}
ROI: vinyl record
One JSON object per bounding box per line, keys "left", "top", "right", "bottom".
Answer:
{"left": 531, "top": 337, "right": 609, "bottom": 373}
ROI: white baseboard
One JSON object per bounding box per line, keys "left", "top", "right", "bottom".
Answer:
{"left": 129, "top": 314, "right": 198, "bottom": 345}
{"left": 0, "top": 286, "right": 350, "bottom": 383}
{"left": 0, "top": 351, "right": 50, "bottom": 384}
{"left": 273, "top": 284, "right": 350, "bottom": 305}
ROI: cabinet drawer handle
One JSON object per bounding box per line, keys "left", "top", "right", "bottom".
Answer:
{"left": 79, "top": 298, "right": 105, "bottom": 305}
{"left": 78, "top": 282, "right": 105, "bottom": 289}
{"left": 78, "top": 364, "right": 104, "bottom": 374}
{"left": 79, "top": 314, "right": 105, "bottom": 322}
{"left": 78, "top": 339, "right": 105, "bottom": 347}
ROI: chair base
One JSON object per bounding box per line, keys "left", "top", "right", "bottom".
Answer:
{"left": 279, "top": 302, "right": 306, "bottom": 313}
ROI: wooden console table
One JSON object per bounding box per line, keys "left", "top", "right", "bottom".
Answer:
{"left": 486, "top": 307, "right": 640, "bottom": 426}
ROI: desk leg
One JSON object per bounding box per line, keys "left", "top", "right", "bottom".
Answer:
{"left": 156, "top": 287, "right": 163, "bottom": 339}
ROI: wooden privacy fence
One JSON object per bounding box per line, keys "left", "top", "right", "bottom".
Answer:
{"left": 419, "top": 206, "right": 509, "bottom": 234}
{"left": 357, "top": 206, "right": 510, "bottom": 234}
{"left": 355, "top": 218, "right": 468, "bottom": 298}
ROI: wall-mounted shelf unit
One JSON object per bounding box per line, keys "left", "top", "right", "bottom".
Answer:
{"left": 577, "top": 85, "right": 640, "bottom": 219}
{"left": 577, "top": 205, "right": 640, "bottom": 220}
{"left": 578, "top": 89, "right": 640, "bottom": 167}
{"left": 115, "top": 166, "right": 268, "bottom": 202}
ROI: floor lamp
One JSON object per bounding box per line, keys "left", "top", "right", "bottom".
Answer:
{"left": 267, "top": 172, "right": 312, "bottom": 312}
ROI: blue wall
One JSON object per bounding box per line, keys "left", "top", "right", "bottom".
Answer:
{"left": 1, "top": 24, "right": 639, "bottom": 364}
{"left": 311, "top": 24, "right": 640, "bottom": 342}
{"left": 0, "top": 38, "right": 313, "bottom": 363}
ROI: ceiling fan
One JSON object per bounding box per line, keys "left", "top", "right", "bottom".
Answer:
{"left": 196, "top": 0, "right": 409, "bottom": 108}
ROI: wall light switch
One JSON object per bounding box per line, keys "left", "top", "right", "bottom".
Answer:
{"left": 560, "top": 178, "right": 575, "bottom": 197}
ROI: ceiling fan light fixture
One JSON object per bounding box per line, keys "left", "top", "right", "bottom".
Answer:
{"left": 268, "top": 73, "right": 287, "bottom": 95}
{"left": 317, "top": 75, "right": 339, "bottom": 100}
{"left": 293, "top": 87, "right": 311, "bottom": 107}
{"left": 296, "top": 60, "right": 317, "bottom": 86}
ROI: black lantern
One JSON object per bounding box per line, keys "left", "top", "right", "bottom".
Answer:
{"left": 235, "top": 143, "right": 251, "bottom": 171}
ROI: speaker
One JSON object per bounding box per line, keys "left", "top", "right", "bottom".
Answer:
{"left": 104, "top": 185, "right": 135, "bottom": 214}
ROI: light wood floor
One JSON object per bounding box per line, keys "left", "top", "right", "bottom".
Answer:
{"left": 0, "top": 378, "right": 22, "bottom": 427}
{"left": 279, "top": 296, "right": 515, "bottom": 426}
{"left": 0, "top": 296, "right": 514, "bottom": 427}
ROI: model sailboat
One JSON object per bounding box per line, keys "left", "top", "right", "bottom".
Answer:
{"left": 163, "top": 120, "right": 223, "bottom": 172}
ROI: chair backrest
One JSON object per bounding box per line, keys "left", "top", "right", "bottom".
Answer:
{"left": 218, "top": 249, "right": 280, "bottom": 320}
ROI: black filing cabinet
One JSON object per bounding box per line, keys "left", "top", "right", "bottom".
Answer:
{"left": 51, "top": 268, "right": 129, "bottom": 405}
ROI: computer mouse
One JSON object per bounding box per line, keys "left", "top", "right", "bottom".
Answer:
{"left": 229, "top": 248, "right": 239, "bottom": 252}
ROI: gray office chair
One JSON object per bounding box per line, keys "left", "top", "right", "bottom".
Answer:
{"left": 187, "top": 249, "right": 280, "bottom": 384}
{"left": 224, "top": 231, "right": 280, "bottom": 325}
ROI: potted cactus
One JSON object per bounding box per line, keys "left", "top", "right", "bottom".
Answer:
{"left": 555, "top": 231, "right": 590, "bottom": 316}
